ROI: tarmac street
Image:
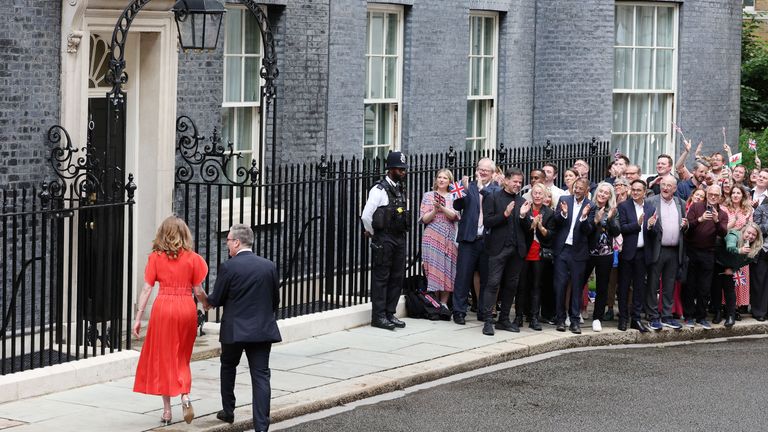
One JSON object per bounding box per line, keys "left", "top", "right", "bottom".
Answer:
{"left": 1, "top": 316, "right": 768, "bottom": 431}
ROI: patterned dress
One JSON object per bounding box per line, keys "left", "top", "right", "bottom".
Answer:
{"left": 419, "top": 191, "right": 458, "bottom": 293}
{"left": 725, "top": 206, "right": 752, "bottom": 306}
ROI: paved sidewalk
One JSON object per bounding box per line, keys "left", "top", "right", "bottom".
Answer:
{"left": 1, "top": 316, "right": 767, "bottom": 432}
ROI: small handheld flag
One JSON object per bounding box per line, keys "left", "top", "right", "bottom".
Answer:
{"left": 449, "top": 181, "right": 467, "bottom": 199}
{"left": 729, "top": 152, "right": 743, "bottom": 167}
{"left": 749, "top": 139, "right": 757, "bottom": 151}
{"left": 672, "top": 122, "right": 687, "bottom": 142}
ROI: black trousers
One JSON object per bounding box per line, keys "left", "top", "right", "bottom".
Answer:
{"left": 539, "top": 259, "right": 555, "bottom": 320}
{"left": 585, "top": 254, "right": 613, "bottom": 321}
{"left": 371, "top": 232, "right": 406, "bottom": 320}
{"left": 452, "top": 238, "right": 489, "bottom": 317}
{"left": 751, "top": 251, "right": 768, "bottom": 318}
{"left": 684, "top": 248, "right": 714, "bottom": 321}
{"left": 713, "top": 263, "right": 737, "bottom": 318}
{"left": 517, "top": 259, "right": 543, "bottom": 320}
{"left": 553, "top": 246, "right": 587, "bottom": 323}
{"left": 618, "top": 251, "right": 647, "bottom": 322}
{"left": 221, "top": 342, "right": 272, "bottom": 431}
{"left": 482, "top": 247, "right": 524, "bottom": 323}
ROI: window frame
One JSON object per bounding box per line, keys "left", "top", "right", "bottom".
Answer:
{"left": 612, "top": 2, "right": 679, "bottom": 173}
{"left": 363, "top": 4, "right": 404, "bottom": 159}
{"left": 466, "top": 11, "right": 499, "bottom": 152}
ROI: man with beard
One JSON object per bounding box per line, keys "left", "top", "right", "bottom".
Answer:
{"left": 676, "top": 160, "right": 709, "bottom": 201}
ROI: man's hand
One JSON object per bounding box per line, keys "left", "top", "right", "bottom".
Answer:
{"left": 504, "top": 200, "right": 516, "bottom": 217}
{"left": 683, "top": 139, "right": 692, "bottom": 153}
{"left": 559, "top": 200, "right": 568, "bottom": 217}
{"left": 519, "top": 200, "right": 532, "bottom": 218}
{"left": 647, "top": 212, "right": 657, "bottom": 228}
{"left": 581, "top": 203, "right": 592, "bottom": 219}
{"left": 681, "top": 217, "right": 688, "bottom": 229}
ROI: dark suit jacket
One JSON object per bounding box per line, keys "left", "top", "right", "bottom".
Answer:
{"left": 453, "top": 181, "right": 500, "bottom": 242}
{"left": 585, "top": 206, "right": 621, "bottom": 253}
{"left": 482, "top": 189, "right": 531, "bottom": 257}
{"left": 207, "top": 250, "right": 282, "bottom": 344}
{"left": 552, "top": 195, "right": 592, "bottom": 260}
{"left": 618, "top": 199, "right": 656, "bottom": 262}
{"left": 521, "top": 205, "right": 555, "bottom": 251}
{"left": 646, "top": 194, "right": 686, "bottom": 264}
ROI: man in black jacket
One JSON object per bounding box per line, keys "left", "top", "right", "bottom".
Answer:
{"left": 207, "top": 224, "right": 282, "bottom": 432}
{"left": 480, "top": 167, "right": 531, "bottom": 336}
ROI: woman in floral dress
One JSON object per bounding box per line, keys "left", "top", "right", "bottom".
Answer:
{"left": 722, "top": 184, "right": 753, "bottom": 319}
{"left": 420, "top": 169, "right": 459, "bottom": 306}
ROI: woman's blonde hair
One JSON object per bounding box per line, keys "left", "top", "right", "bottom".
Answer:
{"left": 726, "top": 184, "right": 752, "bottom": 215}
{"left": 432, "top": 168, "right": 455, "bottom": 191}
{"left": 740, "top": 222, "right": 763, "bottom": 259}
{"left": 594, "top": 182, "right": 617, "bottom": 210}
{"left": 152, "top": 216, "right": 193, "bottom": 259}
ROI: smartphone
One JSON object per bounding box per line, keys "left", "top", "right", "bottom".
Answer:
{"left": 706, "top": 204, "right": 714, "bottom": 213}
{"left": 434, "top": 191, "right": 446, "bottom": 206}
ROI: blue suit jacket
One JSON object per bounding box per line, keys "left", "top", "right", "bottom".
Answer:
{"left": 552, "top": 195, "right": 592, "bottom": 260}
{"left": 453, "top": 181, "right": 500, "bottom": 242}
{"left": 618, "top": 199, "right": 656, "bottom": 262}
{"left": 207, "top": 251, "right": 282, "bottom": 344}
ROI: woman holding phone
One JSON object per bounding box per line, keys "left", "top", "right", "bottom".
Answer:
{"left": 419, "top": 169, "right": 459, "bottom": 306}
{"left": 714, "top": 222, "right": 762, "bottom": 327}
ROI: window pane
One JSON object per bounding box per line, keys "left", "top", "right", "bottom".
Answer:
{"left": 615, "top": 5, "right": 634, "bottom": 46}
{"left": 650, "top": 134, "right": 666, "bottom": 159}
{"left": 222, "top": 108, "right": 235, "bottom": 144}
{"left": 369, "top": 13, "right": 384, "bottom": 55}
{"left": 377, "top": 105, "right": 391, "bottom": 145}
{"left": 629, "top": 134, "right": 647, "bottom": 167}
{"left": 364, "top": 104, "right": 375, "bottom": 146}
{"left": 237, "top": 107, "right": 253, "bottom": 150}
{"left": 650, "top": 93, "right": 668, "bottom": 133}
{"left": 369, "top": 56, "right": 383, "bottom": 99}
{"left": 655, "top": 49, "right": 673, "bottom": 90}
{"left": 244, "top": 11, "right": 261, "bottom": 54}
{"left": 471, "top": 17, "right": 482, "bottom": 55}
{"left": 630, "top": 95, "right": 650, "bottom": 132}
{"left": 364, "top": 146, "right": 375, "bottom": 160}
{"left": 466, "top": 100, "right": 475, "bottom": 137}
{"left": 225, "top": 57, "right": 242, "bottom": 102}
{"left": 225, "top": 9, "right": 242, "bottom": 54}
{"left": 386, "top": 13, "right": 398, "bottom": 55}
{"left": 470, "top": 58, "right": 481, "bottom": 96}
{"left": 657, "top": 7, "right": 674, "bottom": 48}
{"left": 483, "top": 17, "right": 494, "bottom": 56}
{"left": 634, "top": 48, "right": 653, "bottom": 89}
{"left": 635, "top": 6, "right": 654, "bottom": 46}
{"left": 385, "top": 57, "right": 397, "bottom": 99}
{"left": 244, "top": 57, "right": 260, "bottom": 102}
{"left": 614, "top": 48, "right": 632, "bottom": 89}
{"left": 612, "top": 134, "right": 628, "bottom": 158}
{"left": 613, "top": 93, "right": 628, "bottom": 132}
{"left": 476, "top": 100, "right": 487, "bottom": 139}
{"left": 482, "top": 58, "right": 493, "bottom": 96}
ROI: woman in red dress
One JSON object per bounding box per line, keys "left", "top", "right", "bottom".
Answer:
{"left": 132, "top": 216, "right": 208, "bottom": 425}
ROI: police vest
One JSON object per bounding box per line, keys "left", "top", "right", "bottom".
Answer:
{"left": 371, "top": 180, "right": 411, "bottom": 234}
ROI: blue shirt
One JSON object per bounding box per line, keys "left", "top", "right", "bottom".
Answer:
{"left": 676, "top": 178, "right": 697, "bottom": 201}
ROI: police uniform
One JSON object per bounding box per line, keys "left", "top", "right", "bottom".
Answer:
{"left": 361, "top": 152, "right": 411, "bottom": 330}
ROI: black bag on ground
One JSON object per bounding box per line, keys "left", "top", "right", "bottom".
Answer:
{"left": 402, "top": 254, "right": 451, "bottom": 320}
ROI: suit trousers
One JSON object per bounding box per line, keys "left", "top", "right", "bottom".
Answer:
{"left": 646, "top": 246, "right": 679, "bottom": 320}
{"left": 684, "top": 248, "right": 714, "bottom": 321}
{"left": 538, "top": 259, "right": 556, "bottom": 320}
{"left": 517, "top": 259, "right": 543, "bottom": 320}
{"left": 452, "top": 238, "right": 488, "bottom": 317}
{"left": 371, "top": 232, "right": 406, "bottom": 320}
{"left": 618, "top": 251, "right": 647, "bottom": 322}
{"left": 553, "top": 246, "right": 587, "bottom": 323}
{"left": 220, "top": 342, "right": 272, "bottom": 431}
{"left": 482, "top": 247, "right": 524, "bottom": 323}
{"left": 585, "top": 254, "right": 613, "bottom": 321}
{"left": 750, "top": 251, "right": 768, "bottom": 318}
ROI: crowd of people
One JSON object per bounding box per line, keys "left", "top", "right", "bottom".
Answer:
{"left": 406, "top": 139, "right": 768, "bottom": 336}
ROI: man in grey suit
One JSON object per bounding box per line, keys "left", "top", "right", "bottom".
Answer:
{"left": 206, "top": 224, "right": 282, "bottom": 432}
{"left": 645, "top": 176, "right": 688, "bottom": 330}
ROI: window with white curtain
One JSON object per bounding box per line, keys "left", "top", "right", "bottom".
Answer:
{"left": 466, "top": 12, "right": 498, "bottom": 152}
{"left": 222, "top": 6, "right": 262, "bottom": 194}
{"left": 364, "top": 5, "right": 403, "bottom": 160}
{"left": 612, "top": 3, "right": 678, "bottom": 173}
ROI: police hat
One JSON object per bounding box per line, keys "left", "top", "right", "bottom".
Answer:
{"left": 386, "top": 151, "right": 408, "bottom": 170}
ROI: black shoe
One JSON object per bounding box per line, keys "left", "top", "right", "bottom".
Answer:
{"left": 482, "top": 321, "right": 495, "bottom": 336}
{"left": 618, "top": 321, "right": 628, "bottom": 331}
{"left": 371, "top": 317, "right": 396, "bottom": 330}
{"left": 216, "top": 410, "right": 234, "bottom": 424}
{"left": 755, "top": 316, "right": 766, "bottom": 322}
{"left": 569, "top": 322, "right": 581, "bottom": 334}
{"left": 603, "top": 309, "right": 615, "bottom": 322}
{"left": 529, "top": 318, "right": 542, "bottom": 331}
{"left": 514, "top": 315, "right": 524, "bottom": 327}
{"left": 453, "top": 314, "right": 466, "bottom": 325}
{"left": 712, "top": 310, "right": 722, "bottom": 324}
{"left": 734, "top": 311, "right": 742, "bottom": 321}
{"left": 556, "top": 322, "right": 566, "bottom": 332}
{"left": 387, "top": 315, "right": 406, "bottom": 328}
{"left": 495, "top": 320, "right": 520, "bottom": 333}
{"left": 630, "top": 320, "right": 649, "bottom": 333}
{"left": 724, "top": 315, "right": 735, "bottom": 327}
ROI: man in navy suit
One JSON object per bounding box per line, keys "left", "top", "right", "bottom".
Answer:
{"left": 206, "top": 224, "right": 282, "bottom": 432}
{"left": 452, "top": 158, "right": 499, "bottom": 324}
{"left": 617, "top": 179, "right": 656, "bottom": 332}
{"left": 552, "top": 177, "right": 592, "bottom": 334}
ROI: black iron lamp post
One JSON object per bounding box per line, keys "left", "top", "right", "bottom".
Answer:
{"left": 171, "top": 0, "right": 226, "bottom": 52}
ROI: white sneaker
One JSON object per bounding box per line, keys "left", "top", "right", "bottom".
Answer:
{"left": 592, "top": 320, "right": 602, "bottom": 332}
{"left": 580, "top": 315, "right": 585, "bottom": 324}
{"left": 565, "top": 317, "right": 571, "bottom": 326}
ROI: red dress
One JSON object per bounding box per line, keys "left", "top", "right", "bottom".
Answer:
{"left": 133, "top": 250, "right": 208, "bottom": 396}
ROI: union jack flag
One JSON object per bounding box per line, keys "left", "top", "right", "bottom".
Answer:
{"left": 449, "top": 181, "right": 467, "bottom": 199}
{"left": 749, "top": 138, "right": 758, "bottom": 151}
{"left": 734, "top": 269, "right": 748, "bottom": 291}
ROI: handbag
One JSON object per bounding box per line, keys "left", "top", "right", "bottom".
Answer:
{"left": 539, "top": 247, "right": 554, "bottom": 261}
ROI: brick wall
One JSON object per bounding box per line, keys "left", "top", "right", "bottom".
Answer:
{"left": 0, "top": 1, "right": 61, "bottom": 189}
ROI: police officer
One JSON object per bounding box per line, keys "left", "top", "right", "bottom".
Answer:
{"left": 361, "top": 151, "right": 411, "bottom": 330}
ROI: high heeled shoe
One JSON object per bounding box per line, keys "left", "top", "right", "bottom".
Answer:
{"left": 160, "top": 410, "right": 172, "bottom": 426}
{"left": 181, "top": 397, "right": 195, "bottom": 424}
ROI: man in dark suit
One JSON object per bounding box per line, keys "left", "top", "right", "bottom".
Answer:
{"left": 552, "top": 177, "right": 592, "bottom": 334}
{"left": 617, "top": 179, "right": 656, "bottom": 332}
{"left": 645, "top": 176, "right": 687, "bottom": 330}
{"left": 206, "top": 224, "right": 282, "bottom": 432}
{"left": 480, "top": 167, "right": 531, "bottom": 336}
{"left": 452, "top": 158, "right": 499, "bottom": 325}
